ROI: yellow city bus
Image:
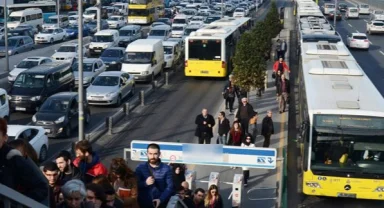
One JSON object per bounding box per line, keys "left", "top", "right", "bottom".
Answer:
{"left": 128, "top": 0, "right": 163, "bottom": 24}
{"left": 184, "top": 17, "right": 250, "bottom": 77}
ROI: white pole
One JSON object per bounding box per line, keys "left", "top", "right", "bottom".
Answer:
{"left": 58, "top": 0, "right": 60, "bottom": 27}
{"left": 334, "top": 0, "right": 337, "bottom": 30}
{"left": 97, "top": 0, "right": 101, "bottom": 32}
{"left": 78, "top": 0, "right": 85, "bottom": 141}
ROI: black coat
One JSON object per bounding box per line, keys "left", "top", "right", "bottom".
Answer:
{"left": 57, "top": 164, "right": 81, "bottom": 186}
{"left": 218, "top": 118, "right": 230, "bottom": 136}
{"left": 235, "top": 103, "right": 255, "bottom": 121}
{"left": 0, "top": 144, "right": 49, "bottom": 205}
{"left": 195, "top": 114, "right": 215, "bottom": 138}
{"left": 276, "top": 78, "right": 290, "bottom": 95}
{"left": 261, "top": 116, "right": 274, "bottom": 136}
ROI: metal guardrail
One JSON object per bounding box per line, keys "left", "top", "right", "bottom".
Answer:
{"left": 348, "top": 0, "right": 384, "bottom": 10}
{"left": 0, "top": 184, "right": 48, "bottom": 208}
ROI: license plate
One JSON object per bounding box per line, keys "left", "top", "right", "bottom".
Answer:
{"left": 16, "top": 107, "right": 26, "bottom": 111}
{"left": 44, "top": 129, "right": 51, "bottom": 133}
{"left": 201, "top": 70, "right": 209, "bottom": 74}
{"left": 134, "top": 76, "right": 139, "bottom": 79}
{"left": 94, "top": 50, "right": 101, "bottom": 52}
{"left": 337, "top": 193, "right": 356, "bottom": 198}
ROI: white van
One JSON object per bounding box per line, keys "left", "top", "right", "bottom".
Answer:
{"left": 322, "top": 3, "right": 335, "bottom": 15}
{"left": 68, "top": 15, "right": 79, "bottom": 25}
{"left": 89, "top": 29, "right": 119, "bottom": 56}
{"left": 172, "top": 15, "right": 189, "bottom": 27}
{"left": 171, "top": 25, "right": 186, "bottom": 38}
{"left": 83, "top": 7, "right": 98, "bottom": 21}
{"left": 113, "top": 3, "right": 129, "bottom": 15}
{"left": 345, "top": 7, "right": 359, "bottom": 19}
{"left": 7, "top": 8, "right": 43, "bottom": 29}
{"left": 122, "top": 39, "right": 165, "bottom": 82}
{"left": 163, "top": 41, "right": 181, "bottom": 69}
{"left": 357, "top": 4, "right": 370, "bottom": 15}
{"left": 0, "top": 88, "right": 10, "bottom": 121}
{"left": 147, "top": 25, "right": 171, "bottom": 40}
{"left": 43, "top": 15, "right": 69, "bottom": 29}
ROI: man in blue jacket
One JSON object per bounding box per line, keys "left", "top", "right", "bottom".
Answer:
{"left": 136, "top": 143, "right": 174, "bottom": 208}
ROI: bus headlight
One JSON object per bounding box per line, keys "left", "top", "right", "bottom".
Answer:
{"left": 374, "top": 187, "right": 384, "bottom": 192}
{"left": 305, "top": 182, "right": 321, "bottom": 188}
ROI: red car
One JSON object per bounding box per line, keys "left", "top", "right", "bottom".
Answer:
{"left": 328, "top": 10, "right": 342, "bottom": 21}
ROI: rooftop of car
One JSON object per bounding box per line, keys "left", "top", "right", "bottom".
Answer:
{"left": 83, "top": 58, "right": 100, "bottom": 63}
{"left": 99, "top": 71, "right": 126, "bottom": 76}
{"left": 25, "top": 62, "right": 71, "bottom": 74}
{"left": 50, "top": 92, "right": 78, "bottom": 99}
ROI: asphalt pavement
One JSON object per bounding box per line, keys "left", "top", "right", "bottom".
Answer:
{"left": 297, "top": 0, "right": 384, "bottom": 207}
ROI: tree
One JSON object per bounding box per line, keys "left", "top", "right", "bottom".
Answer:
{"left": 251, "top": 21, "right": 272, "bottom": 60}
{"left": 265, "top": 2, "right": 282, "bottom": 39}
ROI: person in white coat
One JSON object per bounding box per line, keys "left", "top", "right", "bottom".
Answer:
{"left": 241, "top": 133, "right": 255, "bottom": 187}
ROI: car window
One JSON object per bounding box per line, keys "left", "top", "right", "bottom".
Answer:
{"left": 93, "top": 63, "right": 97, "bottom": 70}
{"left": 97, "top": 61, "right": 104, "bottom": 68}
{"left": 70, "top": 99, "right": 78, "bottom": 113}
{"left": 22, "top": 129, "right": 38, "bottom": 142}
{"left": 0, "top": 93, "right": 6, "bottom": 106}
{"left": 122, "top": 73, "right": 130, "bottom": 80}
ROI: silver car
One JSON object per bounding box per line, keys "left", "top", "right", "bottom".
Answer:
{"left": 86, "top": 71, "right": 135, "bottom": 106}
{"left": 73, "top": 58, "right": 107, "bottom": 87}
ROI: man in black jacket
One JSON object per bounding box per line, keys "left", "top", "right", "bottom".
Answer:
{"left": 0, "top": 118, "right": 49, "bottom": 205}
{"left": 56, "top": 150, "right": 81, "bottom": 186}
{"left": 195, "top": 108, "right": 215, "bottom": 144}
{"left": 261, "top": 111, "right": 275, "bottom": 148}
{"left": 217, "top": 111, "right": 230, "bottom": 144}
{"left": 235, "top": 97, "right": 255, "bottom": 135}
{"left": 277, "top": 74, "right": 290, "bottom": 114}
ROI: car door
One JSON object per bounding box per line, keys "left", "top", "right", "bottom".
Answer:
{"left": 21, "top": 128, "right": 39, "bottom": 153}
{"left": 96, "top": 60, "right": 106, "bottom": 74}
{"left": 68, "top": 98, "right": 79, "bottom": 128}
{"left": 121, "top": 73, "right": 131, "bottom": 96}
{"left": 54, "top": 29, "right": 60, "bottom": 41}
{"left": 45, "top": 74, "right": 60, "bottom": 98}
{"left": 57, "top": 28, "right": 65, "bottom": 39}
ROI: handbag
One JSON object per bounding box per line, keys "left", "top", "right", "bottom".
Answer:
{"left": 272, "top": 72, "right": 276, "bottom": 79}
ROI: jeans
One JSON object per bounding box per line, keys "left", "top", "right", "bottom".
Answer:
{"left": 217, "top": 135, "right": 227, "bottom": 144}
{"left": 279, "top": 92, "right": 288, "bottom": 112}
{"left": 243, "top": 170, "right": 250, "bottom": 184}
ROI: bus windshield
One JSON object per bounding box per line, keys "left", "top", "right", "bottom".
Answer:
{"left": 129, "top": 0, "right": 148, "bottom": 5}
{"left": 310, "top": 115, "right": 384, "bottom": 177}
{"left": 128, "top": 9, "right": 148, "bottom": 16}
{"left": 188, "top": 39, "right": 221, "bottom": 60}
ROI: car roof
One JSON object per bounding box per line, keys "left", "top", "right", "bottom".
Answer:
{"left": 61, "top": 42, "right": 79, "bottom": 47}
{"left": 49, "top": 92, "right": 78, "bottom": 100}
{"left": 120, "top": 25, "right": 141, "bottom": 30}
{"left": 26, "top": 62, "right": 71, "bottom": 74}
{"left": 99, "top": 71, "right": 125, "bottom": 76}
{"left": 83, "top": 58, "right": 100, "bottom": 63}
{"left": 23, "top": 56, "right": 50, "bottom": 61}
{"left": 152, "top": 25, "right": 171, "bottom": 29}
{"left": 8, "top": 36, "right": 29, "bottom": 39}
{"left": 7, "top": 125, "right": 31, "bottom": 136}
{"left": 163, "top": 41, "right": 178, "bottom": 47}
{"left": 104, "top": 47, "right": 125, "bottom": 51}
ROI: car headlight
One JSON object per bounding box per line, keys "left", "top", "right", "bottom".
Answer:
{"left": 30, "top": 96, "right": 41, "bottom": 101}
{"left": 8, "top": 50, "right": 12, "bottom": 55}
{"left": 106, "top": 92, "right": 117, "bottom": 97}
{"left": 103, "top": 44, "right": 110, "bottom": 48}
{"left": 142, "top": 71, "right": 150, "bottom": 75}
{"left": 55, "top": 116, "right": 65, "bottom": 124}
{"left": 32, "top": 115, "right": 36, "bottom": 123}
{"left": 7, "top": 95, "right": 11, "bottom": 100}
{"left": 111, "top": 61, "right": 116, "bottom": 64}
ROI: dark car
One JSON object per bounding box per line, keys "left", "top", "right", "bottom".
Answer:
{"left": 66, "top": 24, "right": 91, "bottom": 39}
{"left": 8, "top": 62, "right": 75, "bottom": 112}
{"left": 31, "top": 92, "right": 91, "bottom": 138}
{"left": 100, "top": 47, "right": 125, "bottom": 71}
{"left": 328, "top": 10, "right": 342, "bottom": 20}
{"left": 338, "top": 3, "right": 348, "bottom": 12}
{"left": 157, "top": 18, "right": 172, "bottom": 25}
{"left": 8, "top": 28, "right": 35, "bottom": 39}
{"left": 86, "top": 19, "right": 109, "bottom": 34}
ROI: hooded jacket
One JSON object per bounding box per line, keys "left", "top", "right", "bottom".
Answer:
{"left": 73, "top": 152, "right": 108, "bottom": 183}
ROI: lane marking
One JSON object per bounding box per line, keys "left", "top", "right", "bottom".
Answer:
{"left": 380, "top": 51, "right": 384, "bottom": 56}
{"left": 369, "top": 41, "right": 373, "bottom": 45}
{"left": 348, "top": 23, "right": 353, "bottom": 27}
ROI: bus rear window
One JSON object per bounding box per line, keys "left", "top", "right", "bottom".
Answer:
{"left": 188, "top": 40, "right": 221, "bottom": 60}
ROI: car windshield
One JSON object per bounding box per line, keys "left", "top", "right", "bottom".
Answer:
{"left": 8, "top": 16, "right": 21, "bottom": 22}
{"left": 108, "top": 17, "right": 120, "bottom": 21}
{"left": 58, "top": 46, "right": 76, "bottom": 52}
{"left": 158, "top": 18, "right": 169, "bottom": 23}
{"left": 13, "top": 74, "right": 45, "bottom": 88}
{"left": 152, "top": 22, "right": 164, "bottom": 27}
{"left": 92, "top": 76, "right": 119, "bottom": 86}
{"left": 0, "top": 39, "right": 18, "bottom": 47}
{"left": 41, "top": 29, "right": 55, "bottom": 34}
{"left": 93, "top": 35, "right": 113, "bottom": 42}
{"left": 173, "top": 19, "right": 186, "bottom": 24}
{"left": 87, "top": 21, "right": 97, "bottom": 26}
{"left": 119, "top": 29, "right": 133, "bottom": 36}
{"left": 101, "top": 49, "right": 121, "bottom": 57}
{"left": 184, "top": 28, "right": 197, "bottom": 35}
{"left": 85, "top": 10, "right": 97, "bottom": 14}
{"left": 192, "top": 17, "right": 203, "bottom": 21}
{"left": 46, "top": 18, "right": 58, "bottom": 24}
{"left": 124, "top": 52, "right": 153, "bottom": 64}
{"left": 16, "top": 60, "right": 39, "bottom": 69}
{"left": 73, "top": 62, "right": 93, "bottom": 72}
{"left": 235, "top": 8, "right": 244, "bottom": 12}
{"left": 373, "top": 22, "right": 384, "bottom": 26}
{"left": 149, "top": 29, "right": 165, "bottom": 36}
{"left": 204, "top": 16, "right": 220, "bottom": 23}
{"left": 67, "top": 25, "right": 79, "bottom": 30}
{"left": 39, "top": 99, "right": 69, "bottom": 112}
{"left": 69, "top": 16, "right": 77, "bottom": 20}
{"left": 164, "top": 46, "right": 173, "bottom": 54}
{"left": 172, "top": 26, "right": 184, "bottom": 31}
{"left": 181, "top": 10, "right": 195, "bottom": 15}
{"left": 375, "top": 11, "right": 384, "bottom": 14}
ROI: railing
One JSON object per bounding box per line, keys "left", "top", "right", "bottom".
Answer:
{"left": 0, "top": 184, "right": 48, "bottom": 208}
{"left": 348, "top": 0, "right": 384, "bottom": 10}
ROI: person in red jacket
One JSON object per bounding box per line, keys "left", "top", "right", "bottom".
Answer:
{"left": 273, "top": 57, "right": 290, "bottom": 74}
{"left": 73, "top": 140, "right": 108, "bottom": 183}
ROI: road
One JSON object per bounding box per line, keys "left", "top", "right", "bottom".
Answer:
{"left": 90, "top": 1, "right": 288, "bottom": 207}
{"left": 297, "top": 0, "right": 384, "bottom": 207}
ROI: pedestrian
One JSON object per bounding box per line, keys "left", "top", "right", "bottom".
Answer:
{"left": 227, "top": 121, "right": 243, "bottom": 146}
{"left": 73, "top": 140, "right": 108, "bottom": 184}
{"left": 273, "top": 70, "right": 282, "bottom": 100}
{"left": 241, "top": 134, "right": 255, "bottom": 187}
{"left": 85, "top": 183, "right": 114, "bottom": 208}
{"left": 204, "top": 184, "right": 223, "bottom": 208}
{"left": 235, "top": 97, "right": 255, "bottom": 135}
{"left": 0, "top": 118, "right": 49, "bottom": 205}
{"left": 237, "top": 87, "right": 248, "bottom": 106}
{"left": 171, "top": 164, "right": 186, "bottom": 192}
{"left": 108, "top": 157, "right": 139, "bottom": 208}
{"left": 275, "top": 39, "right": 281, "bottom": 60}
{"left": 277, "top": 73, "right": 290, "bottom": 114}
{"left": 135, "top": 143, "right": 173, "bottom": 208}
{"left": 192, "top": 188, "right": 205, "bottom": 208}
{"left": 217, "top": 111, "right": 230, "bottom": 145}
{"left": 92, "top": 175, "right": 124, "bottom": 208}
{"left": 42, "top": 161, "right": 61, "bottom": 208}
{"left": 223, "top": 75, "right": 233, "bottom": 109}
{"left": 195, "top": 108, "right": 216, "bottom": 144}
{"left": 280, "top": 39, "right": 288, "bottom": 60}
{"left": 56, "top": 150, "right": 81, "bottom": 186}
{"left": 176, "top": 186, "right": 195, "bottom": 208}
{"left": 223, "top": 82, "right": 237, "bottom": 113}
{"left": 273, "top": 57, "right": 290, "bottom": 75}
{"left": 261, "top": 111, "right": 275, "bottom": 148}
{"left": 57, "top": 179, "right": 93, "bottom": 208}
{"left": 8, "top": 138, "right": 39, "bottom": 165}
{"left": 181, "top": 181, "right": 192, "bottom": 198}
{"left": 248, "top": 112, "right": 258, "bottom": 142}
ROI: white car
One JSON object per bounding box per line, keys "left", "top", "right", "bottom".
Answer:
{"left": 171, "top": 25, "right": 186, "bottom": 38}
{"left": 7, "top": 125, "right": 49, "bottom": 162}
{"left": 34, "top": 28, "right": 67, "bottom": 44}
{"left": 233, "top": 8, "right": 246, "bottom": 17}
{"left": 346, "top": 33, "right": 370, "bottom": 50}
{"left": 198, "top": 6, "right": 210, "bottom": 13}
{"left": 189, "top": 16, "right": 206, "bottom": 25}
{"left": 366, "top": 20, "right": 384, "bottom": 34}
{"left": 74, "top": 58, "right": 107, "bottom": 87}
{"left": 238, "top": 6, "right": 250, "bottom": 16}
{"left": 51, "top": 43, "right": 86, "bottom": 61}
{"left": 86, "top": 71, "right": 135, "bottom": 106}
{"left": 107, "top": 15, "right": 126, "bottom": 29}
{"left": 8, "top": 57, "right": 53, "bottom": 83}
{"left": 68, "top": 15, "right": 79, "bottom": 25}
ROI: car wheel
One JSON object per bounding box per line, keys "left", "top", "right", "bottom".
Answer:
{"left": 30, "top": 46, "right": 35, "bottom": 51}
{"left": 131, "top": 85, "right": 135, "bottom": 96}
{"left": 50, "top": 38, "right": 54, "bottom": 44}
{"left": 115, "top": 95, "right": 122, "bottom": 107}
{"left": 85, "top": 112, "right": 90, "bottom": 125}
{"left": 65, "top": 124, "right": 72, "bottom": 138}
{"left": 39, "top": 145, "right": 48, "bottom": 162}
{"left": 62, "top": 35, "right": 67, "bottom": 41}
